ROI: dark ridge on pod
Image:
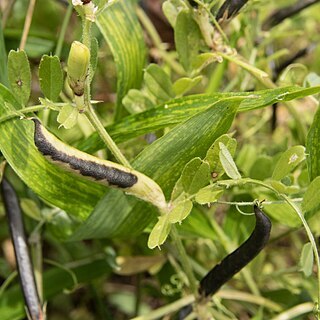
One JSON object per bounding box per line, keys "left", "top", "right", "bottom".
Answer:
{"left": 199, "top": 204, "right": 271, "bottom": 297}
{"left": 32, "top": 118, "right": 138, "bottom": 188}
{"left": 216, "top": 0, "right": 249, "bottom": 21}
{"left": 1, "top": 178, "right": 43, "bottom": 320}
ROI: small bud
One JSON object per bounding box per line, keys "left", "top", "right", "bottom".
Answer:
{"left": 67, "top": 41, "right": 90, "bottom": 96}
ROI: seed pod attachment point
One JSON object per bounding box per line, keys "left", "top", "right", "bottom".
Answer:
{"left": 67, "top": 41, "right": 90, "bottom": 97}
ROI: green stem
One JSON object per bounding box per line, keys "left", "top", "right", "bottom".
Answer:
{"left": 84, "top": 105, "right": 131, "bottom": 167}
{"left": 0, "top": 271, "right": 18, "bottom": 297}
{"left": 282, "top": 194, "right": 320, "bottom": 314}
{"left": 136, "top": 6, "right": 186, "bottom": 76}
{"left": 0, "top": 105, "right": 47, "bottom": 124}
{"left": 170, "top": 225, "right": 198, "bottom": 298}
{"left": 55, "top": 3, "right": 73, "bottom": 57}
{"left": 191, "top": 0, "right": 228, "bottom": 44}
{"left": 131, "top": 294, "right": 195, "bottom": 320}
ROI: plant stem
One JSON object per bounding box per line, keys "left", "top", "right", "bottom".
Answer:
{"left": 84, "top": 104, "right": 131, "bottom": 167}
{"left": 55, "top": 3, "right": 73, "bottom": 57}
{"left": 170, "top": 226, "right": 199, "bottom": 298}
{"left": 19, "top": 0, "right": 36, "bottom": 50}
{"left": 136, "top": 6, "right": 186, "bottom": 76}
{"left": 282, "top": 194, "right": 320, "bottom": 314}
{"left": 0, "top": 105, "right": 47, "bottom": 124}
{"left": 131, "top": 294, "right": 195, "bottom": 320}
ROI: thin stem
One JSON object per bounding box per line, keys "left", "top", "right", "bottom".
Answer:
{"left": 131, "top": 294, "right": 195, "bottom": 320}
{"left": 216, "top": 198, "right": 303, "bottom": 206}
{"left": 1, "top": 0, "right": 15, "bottom": 28}
{"left": 191, "top": 0, "right": 229, "bottom": 44}
{"left": 55, "top": 3, "right": 73, "bottom": 57}
{"left": 282, "top": 194, "right": 320, "bottom": 313}
{"left": 170, "top": 226, "right": 199, "bottom": 298}
{"left": 0, "top": 105, "right": 47, "bottom": 124}
{"left": 84, "top": 105, "right": 131, "bottom": 167}
{"left": 136, "top": 6, "right": 186, "bottom": 76}
{"left": 270, "top": 302, "right": 315, "bottom": 320}
{"left": 0, "top": 271, "right": 18, "bottom": 297}
{"left": 19, "top": 0, "right": 37, "bottom": 50}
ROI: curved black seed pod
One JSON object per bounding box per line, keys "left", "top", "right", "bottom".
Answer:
{"left": 1, "top": 178, "right": 43, "bottom": 320}
{"left": 31, "top": 118, "right": 166, "bottom": 209}
{"left": 199, "top": 204, "right": 271, "bottom": 297}
{"left": 262, "top": 0, "right": 320, "bottom": 30}
{"left": 216, "top": 0, "right": 249, "bottom": 21}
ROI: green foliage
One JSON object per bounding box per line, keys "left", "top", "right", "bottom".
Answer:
{"left": 175, "top": 10, "right": 201, "bottom": 72}
{"left": 38, "top": 55, "right": 63, "bottom": 102}
{"left": 7, "top": 50, "right": 31, "bottom": 106}
{"left": 96, "top": 0, "right": 146, "bottom": 119}
{"left": 272, "top": 145, "right": 306, "bottom": 180}
{"left": 306, "top": 106, "right": 320, "bottom": 181}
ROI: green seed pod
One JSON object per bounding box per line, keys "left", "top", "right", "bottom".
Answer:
{"left": 67, "top": 41, "right": 90, "bottom": 96}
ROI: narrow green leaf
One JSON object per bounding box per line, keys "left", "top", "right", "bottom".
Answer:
{"left": 76, "top": 86, "right": 320, "bottom": 154}
{"left": 299, "top": 242, "right": 314, "bottom": 277}
{"left": 219, "top": 142, "right": 241, "bottom": 179}
{"left": 302, "top": 176, "right": 320, "bottom": 215}
{"left": 7, "top": 50, "right": 31, "bottom": 106}
{"left": 272, "top": 146, "right": 305, "bottom": 180}
{"left": 148, "top": 215, "right": 171, "bottom": 249}
{"left": 306, "top": 107, "right": 320, "bottom": 181}
{"left": 96, "top": 0, "right": 146, "bottom": 118}
{"left": 57, "top": 104, "right": 78, "bottom": 129}
{"left": 174, "top": 10, "right": 201, "bottom": 72}
{"left": 168, "top": 199, "right": 193, "bottom": 224}
{"left": 173, "top": 76, "right": 202, "bottom": 96}
{"left": 144, "top": 64, "right": 174, "bottom": 102}
{"left": 39, "top": 55, "right": 63, "bottom": 102}
{"left": 195, "top": 186, "right": 224, "bottom": 205}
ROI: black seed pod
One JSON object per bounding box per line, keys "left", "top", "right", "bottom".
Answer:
{"left": 1, "top": 178, "right": 44, "bottom": 320}
{"left": 216, "top": 0, "right": 249, "bottom": 21}
{"left": 199, "top": 204, "right": 271, "bottom": 297}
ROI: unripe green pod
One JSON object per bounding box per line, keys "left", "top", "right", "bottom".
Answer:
{"left": 67, "top": 41, "right": 90, "bottom": 96}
